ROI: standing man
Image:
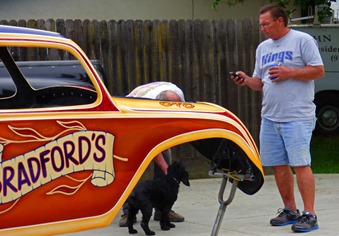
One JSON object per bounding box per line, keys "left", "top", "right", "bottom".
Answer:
{"left": 230, "top": 4, "right": 324, "bottom": 233}
{"left": 119, "top": 81, "right": 186, "bottom": 227}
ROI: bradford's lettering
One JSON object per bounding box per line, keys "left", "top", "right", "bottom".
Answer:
{"left": 0, "top": 131, "right": 116, "bottom": 204}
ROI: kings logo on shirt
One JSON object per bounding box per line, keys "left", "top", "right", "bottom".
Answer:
{"left": 261, "top": 51, "right": 293, "bottom": 66}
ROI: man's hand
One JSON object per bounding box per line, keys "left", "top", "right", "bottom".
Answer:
{"left": 230, "top": 71, "right": 246, "bottom": 86}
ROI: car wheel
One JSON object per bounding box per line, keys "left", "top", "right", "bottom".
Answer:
{"left": 315, "top": 98, "right": 339, "bottom": 135}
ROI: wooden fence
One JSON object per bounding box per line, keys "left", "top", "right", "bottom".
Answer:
{"left": 0, "top": 19, "right": 264, "bottom": 162}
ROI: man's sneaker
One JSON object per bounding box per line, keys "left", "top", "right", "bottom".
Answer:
{"left": 119, "top": 213, "right": 136, "bottom": 227}
{"left": 292, "top": 211, "right": 319, "bottom": 232}
{"left": 270, "top": 208, "right": 300, "bottom": 226}
{"left": 154, "top": 210, "right": 185, "bottom": 222}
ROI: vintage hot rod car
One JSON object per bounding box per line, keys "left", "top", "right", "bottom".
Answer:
{"left": 0, "top": 25, "right": 264, "bottom": 235}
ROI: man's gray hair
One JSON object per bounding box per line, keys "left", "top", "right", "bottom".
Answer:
{"left": 156, "top": 90, "right": 183, "bottom": 101}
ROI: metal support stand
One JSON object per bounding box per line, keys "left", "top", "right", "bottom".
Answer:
{"left": 210, "top": 175, "right": 238, "bottom": 236}
{"left": 209, "top": 170, "right": 246, "bottom": 236}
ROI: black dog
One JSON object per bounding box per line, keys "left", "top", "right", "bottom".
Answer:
{"left": 127, "top": 162, "right": 190, "bottom": 235}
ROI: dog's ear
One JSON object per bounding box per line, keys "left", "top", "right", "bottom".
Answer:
{"left": 181, "top": 171, "right": 190, "bottom": 187}
{"left": 170, "top": 162, "right": 190, "bottom": 186}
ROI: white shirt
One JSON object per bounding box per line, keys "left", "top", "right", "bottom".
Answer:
{"left": 253, "top": 29, "right": 323, "bottom": 122}
{"left": 127, "top": 81, "right": 185, "bottom": 101}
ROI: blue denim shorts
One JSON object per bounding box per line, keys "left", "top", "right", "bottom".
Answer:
{"left": 259, "top": 117, "right": 316, "bottom": 167}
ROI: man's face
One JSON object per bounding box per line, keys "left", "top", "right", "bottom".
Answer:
{"left": 259, "top": 11, "right": 280, "bottom": 40}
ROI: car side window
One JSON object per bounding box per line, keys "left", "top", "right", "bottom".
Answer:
{"left": 17, "top": 61, "right": 96, "bottom": 90}
{"left": 0, "top": 46, "right": 98, "bottom": 109}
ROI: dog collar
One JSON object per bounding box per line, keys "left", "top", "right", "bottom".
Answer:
{"left": 172, "top": 177, "right": 180, "bottom": 185}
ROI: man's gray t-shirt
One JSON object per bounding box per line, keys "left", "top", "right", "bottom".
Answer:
{"left": 253, "top": 29, "right": 323, "bottom": 122}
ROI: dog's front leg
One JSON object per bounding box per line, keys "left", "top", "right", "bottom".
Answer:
{"left": 160, "top": 207, "right": 175, "bottom": 230}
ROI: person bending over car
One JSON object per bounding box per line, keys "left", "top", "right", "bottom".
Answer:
{"left": 119, "top": 81, "right": 186, "bottom": 227}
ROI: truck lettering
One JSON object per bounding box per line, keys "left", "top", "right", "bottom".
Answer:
{"left": 313, "top": 34, "right": 331, "bottom": 43}
{"left": 320, "top": 45, "right": 339, "bottom": 53}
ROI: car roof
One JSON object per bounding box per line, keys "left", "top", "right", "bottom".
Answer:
{"left": 0, "top": 25, "right": 65, "bottom": 38}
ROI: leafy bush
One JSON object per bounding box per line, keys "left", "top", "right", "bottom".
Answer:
{"left": 211, "top": 0, "right": 337, "bottom": 22}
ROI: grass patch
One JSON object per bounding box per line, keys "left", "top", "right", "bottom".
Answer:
{"left": 311, "top": 135, "right": 339, "bottom": 173}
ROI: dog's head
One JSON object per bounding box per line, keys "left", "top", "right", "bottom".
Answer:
{"left": 167, "top": 162, "right": 190, "bottom": 187}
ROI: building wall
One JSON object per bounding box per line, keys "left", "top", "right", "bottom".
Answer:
{"left": 0, "top": 0, "right": 264, "bottom": 21}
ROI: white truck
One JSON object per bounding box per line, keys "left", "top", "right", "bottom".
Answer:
{"left": 290, "top": 22, "right": 339, "bottom": 135}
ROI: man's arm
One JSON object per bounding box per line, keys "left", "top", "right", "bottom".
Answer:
{"left": 231, "top": 71, "right": 263, "bottom": 91}
{"left": 154, "top": 153, "right": 168, "bottom": 174}
{"left": 269, "top": 65, "right": 325, "bottom": 82}
{"left": 285, "top": 65, "right": 325, "bottom": 81}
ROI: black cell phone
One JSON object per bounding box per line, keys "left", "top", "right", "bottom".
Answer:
{"left": 229, "top": 72, "right": 241, "bottom": 81}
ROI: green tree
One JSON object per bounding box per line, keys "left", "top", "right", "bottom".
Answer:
{"left": 211, "top": 0, "right": 337, "bottom": 22}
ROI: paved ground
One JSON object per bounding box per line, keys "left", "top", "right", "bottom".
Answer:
{"left": 61, "top": 174, "right": 339, "bottom": 236}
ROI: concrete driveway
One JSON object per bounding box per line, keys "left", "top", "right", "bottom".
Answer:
{"left": 61, "top": 174, "right": 339, "bottom": 236}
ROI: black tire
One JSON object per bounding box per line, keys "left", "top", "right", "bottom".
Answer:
{"left": 314, "top": 95, "right": 339, "bottom": 135}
